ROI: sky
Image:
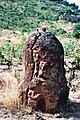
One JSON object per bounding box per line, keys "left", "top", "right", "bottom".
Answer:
{"left": 67, "top": 0, "right": 80, "bottom": 8}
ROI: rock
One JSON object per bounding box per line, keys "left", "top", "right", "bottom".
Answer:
{"left": 19, "top": 28, "right": 69, "bottom": 113}
{"left": 53, "top": 113, "right": 62, "bottom": 118}
{"left": 68, "top": 117, "right": 75, "bottom": 120}
{"left": 61, "top": 118, "right": 68, "bottom": 120}
{"left": 34, "top": 112, "right": 44, "bottom": 120}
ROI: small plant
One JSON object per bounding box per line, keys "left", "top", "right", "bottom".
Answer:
{"left": 0, "top": 50, "right": 4, "bottom": 63}
{"left": 50, "top": 28, "right": 66, "bottom": 36}
{"left": 57, "top": 28, "right": 67, "bottom": 35}
{"left": 73, "top": 23, "right": 80, "bottom": 38}
{"left": 63, "top": 40, "right": 80, "bottom": 69}
{"left": 1, "top": 41, "right": 14, "bottom": 67}
{"left": 63, "top": 40, "right": 76, "bottom": 56}
{"left": 0, "top": 32, "right": 26, "bottom": 65}
{"left": 63, "top": 40, "right": 80, "bottom": 57}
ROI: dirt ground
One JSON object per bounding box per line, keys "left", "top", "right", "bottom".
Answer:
{"left": 0, "top": 66, "right": 80, "bottom": 120}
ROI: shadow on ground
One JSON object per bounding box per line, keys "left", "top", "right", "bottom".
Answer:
{"left": 63, "top": 101, "right": 80, "bottom": 119}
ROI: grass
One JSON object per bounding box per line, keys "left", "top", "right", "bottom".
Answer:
{"left": 0, "top": 72, "right": 19, "bottom": 108}
{"left": 0, "top": 0, "right": 79, "bottom": 31}
{"left": 0, "top": 72, "right": 32, "bottom": 113}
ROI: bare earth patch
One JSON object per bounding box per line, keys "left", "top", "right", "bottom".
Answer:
{"left": 0, "top": 29, "right": 20, "bottom": 47}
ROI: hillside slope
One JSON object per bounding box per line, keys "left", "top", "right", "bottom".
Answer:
{"left": 0, "top": 0, "right": 80, "bottom": 66}
{"left": 0, "top": 0, "right": 80, "bottom": 32}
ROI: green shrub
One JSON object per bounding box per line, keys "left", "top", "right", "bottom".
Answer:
{"left": 73, "top": 24, "right": 80, "bottom": 38}
{"left": 0, "top": 33, "right": 26, "bottom": 63}
{"left": 0, "top": 50, "right": 4, "bottom": 62}
{"left": 0, "top": 0, "right": 76, "bottom": 31}
{"left": 13, "top": 44, "right": 22, "bottom": 59}
{"left": 57, "top": 28, "right": 66, "bottom": 35}
{"left": 63, "top": 40, "right": 75, "bottom": 56}
{"left": 1, "top": 41, "right": 14, "bottom": 63}
{"left": 63, "top": 40, "right": 80, "bottom": 60}
{"left": 50, "top": 28, "right": 66, "bottom": 35}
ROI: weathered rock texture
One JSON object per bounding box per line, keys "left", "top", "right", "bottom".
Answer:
{"left": 19, "top": 28, "right": 69, "bottom": 113}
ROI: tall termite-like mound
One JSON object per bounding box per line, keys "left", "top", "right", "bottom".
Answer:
{"left": 19, "top": 28, "right": 69, "bottom": 113}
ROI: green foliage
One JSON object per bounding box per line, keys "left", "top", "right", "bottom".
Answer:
{"left": 50, "top": 27, "right": 66, "bottom": 35}
{"left": 0, "top": 0, "right": 80, "bottom": 66}
{"left": 0, "top": 34, "right": 26, "bottom": 63}
{"left": 63, "top": 40, "right": 75, "bottom": 56}
{"left": 13, "top": 35, "right": 26, "bottom": 59}
{"left": 63, "top": 40, "right": 80, "bottom": 69}
{"left": 1, "top": 41, "right": 14, "bottom": 61}
{"left": 63, "top": 40, "right": 80, "bottom": 60}
{"left": 13, "top": 44, "right": 22, "bottom": 59}
{"left": 73, "top": 24, "right": 80, "bottom": 38}
{"left": 74, "top": 44, "right": 80, "bottom": 61}
{"left": 0, "top": 50, "right": 4, "bottom": 62}
{"left": 0, "top": 0, "right": 78, "bottom": 31}
{"left": 57, "top": 28, "right": 66, "bottom": 35}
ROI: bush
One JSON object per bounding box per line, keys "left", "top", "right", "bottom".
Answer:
{"left": 63, "top": 40, "right": 76, "bottom": 56}
{"left": 63, "top": 40, "right": 80, "bottom": 60}
{"left": 0, "top": 31, "right": 26, "bottom": 66}
{"left": 1, "top": 41, "right": 14, "bottom": 62}
{"left": 57, "top": 28, "right": 66, "bottom": 35}
{"left": 0, "top": 50, "right": 4, "bottom": 62}
{"left": 50, "top": 28, "right": 66, "bottom": 35}
{"left": 1, "top": 0, "right": 77, "bottom": 31}
{"left": 73, "top": 24, "right": 80, "bottom": 38}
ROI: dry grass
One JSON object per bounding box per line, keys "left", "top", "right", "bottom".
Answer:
{"left": 3, "top": 85, "right": 19, "bottom": 109}
{"left": 0, "top": 72, "right": 20, "bottom": 109}
{"left": 0, "top": 72, "right": 33, "bottom": 114}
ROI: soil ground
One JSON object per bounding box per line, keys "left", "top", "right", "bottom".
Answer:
{"left": 0, "top": 66, "right": 80, "bottom": 120}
